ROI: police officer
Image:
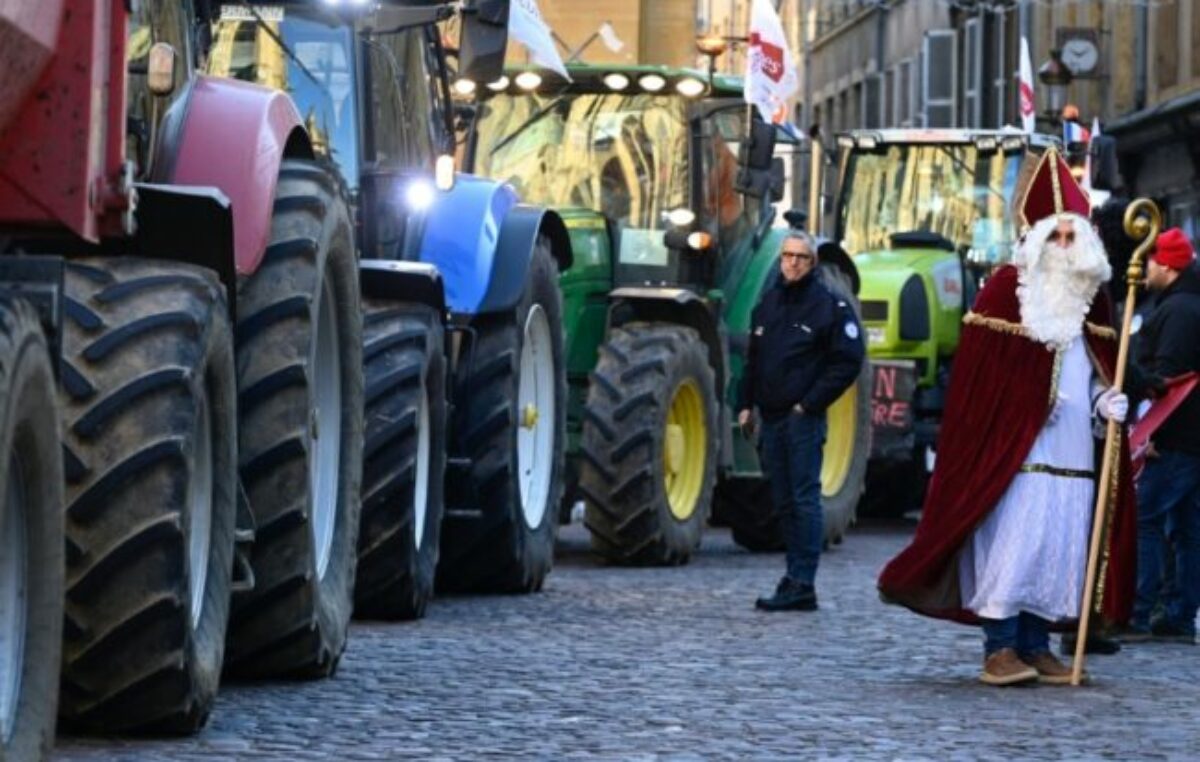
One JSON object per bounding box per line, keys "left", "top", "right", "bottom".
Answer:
{"left": 737, "top": 231, "right": 865, "bottom": 611}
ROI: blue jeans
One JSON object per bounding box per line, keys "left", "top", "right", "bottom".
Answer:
{"left": 982, "top": 613, "right": 1050, "bottom": 657}
{"left": 760, "top": 411, "right": 826, "bottom": 585}
{"left": 1134, "top": 450, "right": 1200, "bottom": 635}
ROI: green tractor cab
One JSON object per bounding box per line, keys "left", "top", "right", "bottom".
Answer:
{"left": 466, "top": 65, "right": 872, "bottom": 562}
{"left": 827, "top": 129, "right": 1057, "bottom": 512}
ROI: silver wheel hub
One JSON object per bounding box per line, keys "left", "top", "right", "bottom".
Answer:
{"left": 187, "top": 391, "right": 214, "bottom": 629}
{"left": 516, "top": 304, "right": 555, "bottom": 530}
{"left": 311, "top": 276, "right": 342, "bottom": 580}
{"left": 0, "top": 455, "right": 28, "bottom": 743}
{"left": 413, "top": 382, "right": 432, "bottom": 550}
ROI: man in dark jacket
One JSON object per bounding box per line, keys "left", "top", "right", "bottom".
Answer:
{"left": 1130, "top": 227, "right": 1200, "bottom": 643}
{"left": 737, "top": 231, "right": 865, "bottom": 611}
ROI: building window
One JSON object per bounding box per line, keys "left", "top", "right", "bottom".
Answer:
{"left": 963, "top": 17, "right": 982, "bottom": 128}
{"left": 913, "top": 51, "right": 924, "bottom": 127}
{"left": 897, "top": 60, "right": 911, "bottom": 127}
{"left": 923, "top": 30, "right": 957, "bottom": 127}
{"left": 865, "top": 74, "right": 882, "bottom": 128}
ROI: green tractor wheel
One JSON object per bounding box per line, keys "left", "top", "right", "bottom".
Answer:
{"left": 715, "top": 264, "right": 871, "bottom": 551}
{"left": 580, "top": 323, "right": 717, "bottom": 565}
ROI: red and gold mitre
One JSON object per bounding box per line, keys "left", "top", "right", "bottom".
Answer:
{"left": 1014, "top": 147, "right": 1091, "bottom": 231}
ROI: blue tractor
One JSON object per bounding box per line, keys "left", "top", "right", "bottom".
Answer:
{"left": 209, "top": 0, "right": 571, "bottom": 617}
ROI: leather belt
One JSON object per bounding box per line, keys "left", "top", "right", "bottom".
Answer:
{"left": 1018, "top": 463, "right": 1095, "bottom": 480}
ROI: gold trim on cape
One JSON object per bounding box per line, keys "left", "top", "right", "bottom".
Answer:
{"left": 962, "top": 311, "right": 1030, "bottom": 337}
{"left": 1086, "top": 322, "right": 1117, "bottom": 340}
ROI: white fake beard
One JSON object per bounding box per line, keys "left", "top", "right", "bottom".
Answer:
{"left": 1014, "top": 214, "right": 1112, "bottom": 350}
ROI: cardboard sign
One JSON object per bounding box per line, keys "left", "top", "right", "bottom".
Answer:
{"left": 870, "top": 360, "right": 918, "bottom": 460}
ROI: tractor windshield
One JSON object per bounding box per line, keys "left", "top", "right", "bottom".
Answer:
{"left": 208, "top": 6, "right": 360, "bottom": 190}
{"left": 837, "top": 144, "right": 1023, "bottom": 267}
{"left": 475, "top": 92, "right": 689, "bottom": 266}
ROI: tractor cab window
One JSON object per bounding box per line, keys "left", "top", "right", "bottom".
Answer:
{"left": 208, "top": 7, "right": 360, "bottom": 191}
{"left": 837, "top": 143, "right": 1022, "bottom": 266}
{"left": 700, "top": 109, "right": 760, "bottom": 255}
{"left": 476, "top": 92, "right": 689, "bottom": 266}
{"left": 126, "top": 0, "right": 193, "bottom": 177}
{"left": 362, "top": 25, "right": 438, "bottom": 169}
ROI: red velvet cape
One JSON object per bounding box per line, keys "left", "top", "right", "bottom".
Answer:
{"left": 877, "top": 265, "right": 1136, "bottom": 626}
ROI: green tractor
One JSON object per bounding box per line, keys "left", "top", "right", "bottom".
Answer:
{"left": 819, "top": 129, "right": 1057, "bottom": 513}
{"left": 466, "top": 65, "right": 872, "bottom": 562}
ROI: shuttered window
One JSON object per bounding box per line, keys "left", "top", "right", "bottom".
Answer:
{"left": 922, "top": 29, "right": 957, "bottom": 127}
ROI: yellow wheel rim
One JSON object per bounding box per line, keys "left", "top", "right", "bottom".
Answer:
{"left": 821, "top": 382, "right": 857, "bottom": 497}
{"left": 664, "top": 379, "right": 706, "bottom": 521}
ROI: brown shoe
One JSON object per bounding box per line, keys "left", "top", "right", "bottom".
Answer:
{"left": 980, "top": 648, "right": 1038, "bottom": 686}
{"left": 1025, "top": 651, "right": 1086, "bottom": 685}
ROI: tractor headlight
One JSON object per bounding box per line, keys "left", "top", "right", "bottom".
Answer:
{"left": 675, "top": 77, "right": 706, "bottom": 98}
{"left": 515, "top": 71, "right": 543, "bottom": 91}
{"left": 453, "top": 78, "right": 477, "bottom": 96}
{"left": 666, "top": 208, "right": 696, "bottom": 227}
{"left": 603, "top": 73, "right": 630, "bottom": 91}
{"left": 486, "top": 76, "right": 510, "bottom": 92}
{"left": 638, "top": 74, "right": 666, "bottom": 92}
{"left": 405, "top": 179, "right": 436, "bottom": 212}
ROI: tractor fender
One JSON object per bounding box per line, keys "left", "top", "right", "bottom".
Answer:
{"left": 159, "top": 75, "right": 313, "bottom": 277}
{"left": 606, "top": 287, "right": 726, "bottom": 402}
{"left": 815, "top": 238, "right": 860, "bottom": 295}
{"left": 418, "top": 174, "right": 572, "bottom": 315}
{"left": 359, "top": 259, "right": 446, "bottom": 316}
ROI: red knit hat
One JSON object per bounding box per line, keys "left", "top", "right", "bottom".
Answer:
{"left": 1152, "top": 228, "right": 1195, "bottom": 270}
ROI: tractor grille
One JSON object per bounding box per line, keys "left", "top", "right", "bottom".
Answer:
{"left": 861, "top": 300, "right": 889, "bottom": 321}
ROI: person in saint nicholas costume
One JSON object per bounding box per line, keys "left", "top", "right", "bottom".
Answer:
{"left": 877, "top": 148, "right": 1137, "bottom": 686}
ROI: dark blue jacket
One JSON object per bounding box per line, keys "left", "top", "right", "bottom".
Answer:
{"left": 737, "top": 270, "right": 865, "bottom": 421}
{"left": 1135, "top": 265, "right": 1200, "bottom": 455}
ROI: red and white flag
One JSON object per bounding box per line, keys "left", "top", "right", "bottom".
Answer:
{"left": 745, "top": 0, "right": 798, "bottom": 124}
{"left": 1018, "top": 36, "right": 1036, "bottom": 133}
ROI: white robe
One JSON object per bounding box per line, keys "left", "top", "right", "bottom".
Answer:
{"left": 958, "top": 337, "right": 1097, "bottom": 622}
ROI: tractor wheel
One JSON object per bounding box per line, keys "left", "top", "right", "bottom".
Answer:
{"left": 438, "top": 238, "right": 565, "bottom": 593}
{"left": 0, "top": 298, "right": 63, "bottom": 760}
{"left": 353, "top": 301, "right": 446, "bottom": 620}
{"left": 716, "top": 264, "right": 871, "bottom": 553}
{"left": 580, "top": 323, "right": 718, "bottom": 565}
{"left": 224, "top": 160, "right": 364, "bottom": 678}
{"left": 57, "top": 260, "right": 236, "bottom": 734}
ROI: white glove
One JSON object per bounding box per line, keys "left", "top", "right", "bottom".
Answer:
{"left": 1095, "top": 388, "right": 1129, "bottom": 424}
{"left": 1048, "top": 392, "right": 1069, "bottom": 425}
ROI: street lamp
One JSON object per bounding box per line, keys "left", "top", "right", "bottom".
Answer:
{"left": 696, "top": 33, "right": 730, "bottom": 90}
{"left": 1037, "top": 49, "right": 1073, "bottom": 127}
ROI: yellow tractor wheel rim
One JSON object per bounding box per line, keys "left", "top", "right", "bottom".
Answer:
{"left": 821, "top": 382, "right": 858, "bottom": 497}
{"left": 664, "top": 379, "right": 706, "bottom": 521}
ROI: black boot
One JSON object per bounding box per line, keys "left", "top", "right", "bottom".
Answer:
{"left": 755, "top": 577, "right": 817, "bottom": 612}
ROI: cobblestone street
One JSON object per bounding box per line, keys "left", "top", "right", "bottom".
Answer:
{"left": 58, "top": 520, "right": 1200, "bottom": 760}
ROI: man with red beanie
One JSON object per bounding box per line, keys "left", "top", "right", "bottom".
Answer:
{"left": 1128, "top": 227, "right": 1200, "bottom": 643}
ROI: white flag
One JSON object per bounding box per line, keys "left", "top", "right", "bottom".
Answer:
{"left": 1018, "top": 36, "right": 1036, "bottom": 133}
{"left": 745, "top": 0, "right": 798, "bottom": 124}
{"left": 509, "top": 0, "right": 571, "bottom": 80}
{"left": 598, "top": 22, "right": 625, "bottom": 53}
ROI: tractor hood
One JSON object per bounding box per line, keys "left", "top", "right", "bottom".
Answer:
{"left": 853, "top": 247, "right": 965, "bottom": 367}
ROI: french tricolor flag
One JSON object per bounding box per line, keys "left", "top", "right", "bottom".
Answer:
{"left": 1063, "top": 120, "right": 1090, "bottom": 145}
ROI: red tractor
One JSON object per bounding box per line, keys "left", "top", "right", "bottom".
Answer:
{"left": 1, "top": 0, "right": 365, "bottom": 747}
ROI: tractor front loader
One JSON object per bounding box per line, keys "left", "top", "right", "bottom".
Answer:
{"left": 1, "top": 0, "right": 365, "bottom": 742}
{"left": 207, "top": 0, "right": 572, "bottom": 607}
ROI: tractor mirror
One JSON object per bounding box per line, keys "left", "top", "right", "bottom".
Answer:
{"left": 768, "top": 157, "right": 785, "bottom": 202}
{"left": 459, "top": 0, "right": 511, "bottom": 85}
{"left": 1089, "top": 134, "right": 1122, "bottom": 192}
{"left": 738, "top": 117, "right": 776, "bottom": 171}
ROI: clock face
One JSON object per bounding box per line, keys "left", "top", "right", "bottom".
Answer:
{"left": 1062, "top": 38, "right": 1099, "bottom": 74}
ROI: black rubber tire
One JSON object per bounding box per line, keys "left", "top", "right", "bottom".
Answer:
{"left": 713, "top": 264, "right": 870, "bottom": 553}
{"left": 580, "top": 323, "right": 718, "bottom": 565}
{"left": 224, "top": 160, "right": 364, "bottom": 679}
{"left": 353, "top": 301, "right": 446, "bottom": 620}
{"left": 438, "top": 238, "right": 566, "bottom": 593}
{"left": 56, "top": 260, "right": 236, "bottom": 734}
{"left": 0, "top": 298, "right": 63, "bottom": 761}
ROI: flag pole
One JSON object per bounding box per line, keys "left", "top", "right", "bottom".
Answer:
{"left": 1071, "top": 198, "right": 1162, "bottom": 686}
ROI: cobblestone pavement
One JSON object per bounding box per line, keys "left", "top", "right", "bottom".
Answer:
{"left": 57, "top": 520, "right": 1200, "bottom": 761}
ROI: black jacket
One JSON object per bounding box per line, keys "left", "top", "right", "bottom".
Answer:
{"left": 737, "top": 271, "right": 866, "bottom": 421}
{"left": 1134, "top": 265, "right": 1200, "bottom": 455}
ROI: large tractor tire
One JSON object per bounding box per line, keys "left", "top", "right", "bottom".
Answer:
{"left": 580, "top": 323, "right": 718, "bottom": 565}
{"left": 353, "top": 301, "right": 446, "bottom": 620}
{"left": 0, "top": 298, "right": 63, "bottom": 760}
{"left": 57, "top": 260, "right": 236, "bottom": 734}
{"left": 438, "top": 238, "right": 565, "bottom": 593}
{"left": 715, "top": 264, "right": 871, "bottom": 552}
{"left": 225, "top": 160, "right": 364, "bottom": 679}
